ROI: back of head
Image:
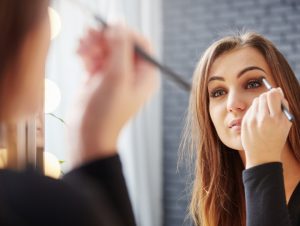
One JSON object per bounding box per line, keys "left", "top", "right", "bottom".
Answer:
{"left": 0, "top": 0, "right": 49, "bottom": 120}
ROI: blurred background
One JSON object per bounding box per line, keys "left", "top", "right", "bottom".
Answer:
{"left": 45, "top": 0, "right": 300, "bottom": 225}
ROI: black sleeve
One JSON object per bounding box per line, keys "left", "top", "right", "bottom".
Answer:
{"left": 63, "top": 155, "right": 136, "bottom": 226}
{"left": 243, "top": 162, "right": 292, "bottom": 226}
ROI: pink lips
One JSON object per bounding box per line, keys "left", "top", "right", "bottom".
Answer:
{"left": 228, "top": 118, "right": 242, "bottom": 129}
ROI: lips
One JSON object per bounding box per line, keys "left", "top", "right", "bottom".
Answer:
{"left": 228, "top": 118, "right": 242, "bottom": 128}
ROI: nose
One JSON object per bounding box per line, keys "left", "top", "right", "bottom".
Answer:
{"left": 226, "top": 90, "right": 247, "bottom": 114}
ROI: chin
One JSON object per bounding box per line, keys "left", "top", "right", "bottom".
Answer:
{"left": 222, "top": 136, "right": 244, "bottom": 151}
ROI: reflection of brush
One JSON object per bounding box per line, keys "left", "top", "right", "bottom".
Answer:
{"left": 70, "top": 0, "right": 191, "bottom": 91}
{"left": 261, "top": 77, "right": 294, "bottom": 122}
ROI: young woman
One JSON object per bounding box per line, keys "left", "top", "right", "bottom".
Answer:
{"left": 0, "top": 0, "right": 157, "bottom": 225}
{"left": 184, "top": 32, "right": 300, "bottom": 226}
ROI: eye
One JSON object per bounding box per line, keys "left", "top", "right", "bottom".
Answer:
{"left": 246, "top": 79, "right": 262, "bottom": 89}
{"left": 210, "top": 89, "right": 226, "bottom": 98}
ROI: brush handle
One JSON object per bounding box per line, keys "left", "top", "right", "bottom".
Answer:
{"left": 134, "top": 45, "right": 191, "bottom": 91}
{"left": 261, "top": 78, "right": 294, "bottom": 122}
{"left": 94, "top": 16, "right": 191, "bottom": 91}
{"left": 282, "top": 104, "right": 294, "bottom": 121}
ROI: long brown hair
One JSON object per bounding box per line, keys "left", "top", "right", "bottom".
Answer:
{"left": 0, "top": 0, "right": 49, "bottom": 169}
{"left": 183, "top": 32, "right": 300, "bottom": 226}
{"left": 0, "top": 0, "right": 49, "bottom": 119}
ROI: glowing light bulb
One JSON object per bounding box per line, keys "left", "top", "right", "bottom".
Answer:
{"left": 45, "top": 79, "right": 61, "bottom": 114}
{"left": 44, "top": 151, "right": 61, "bottom": 179}
{"left": 48, "top": 7, "right": 61, "bottom": 40}
{"left": 0, "top": 148, "right": 62, "bottom": 178}
{"left": 0, "top": 148, "right": 7, "bottom": 169}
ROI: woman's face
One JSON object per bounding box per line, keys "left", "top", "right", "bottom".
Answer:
{"left": 9, "top": 12, "right": 51, "bottom": 120}
{"left": 208, "top": 47, "right": 276, "bottom": 151}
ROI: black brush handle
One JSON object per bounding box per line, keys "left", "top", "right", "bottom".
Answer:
{"left": 94, "top": 15, "right": 191, "bottom": 91}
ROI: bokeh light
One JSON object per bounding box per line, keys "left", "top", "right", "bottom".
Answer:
{"left": 44, "top": 151, "right": 61, "bottom": 179}
{"left": 48, "top": 7, "right": 62, "bottom": 40}
{"left": 45, "top": 79, "right": 61, "bottom": 114}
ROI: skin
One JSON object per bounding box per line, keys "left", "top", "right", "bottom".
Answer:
{"left": 4, "top": 14, "right": 51, "bottom": 121}
{"left": 4, "top": 11, "right": 158, "bottom": 168}
{"left": 208, "top": 47, "right": 300, "bottom": 203}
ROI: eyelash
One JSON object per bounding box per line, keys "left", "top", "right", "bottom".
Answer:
{"left": 246, "top": 79, "right": 262, "bottom": 89}
{"left": 209, "top": 79, "right": 262, "bottom": 98}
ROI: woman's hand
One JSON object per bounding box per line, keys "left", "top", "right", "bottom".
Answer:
{"left": 67, "top": 24, "right": 158, "bottom": 167}
{"left": 241, "top": 88, "right": 292, "bottom": 169}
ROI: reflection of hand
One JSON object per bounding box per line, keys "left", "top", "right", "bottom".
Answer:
{"left": 241, "top": 88, "right": 292, "bottom": 169}
{"left": 68, "top": 24, "right": 158, "bottom": 167}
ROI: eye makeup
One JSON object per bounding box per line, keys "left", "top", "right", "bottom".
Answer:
{"left": 260, "top": 77, "right": 294, "bottom": 122}
{"left": 208, "top": 77, "right": 263, "bottom": 98}
{"left": 244, "top": 78, "right": 262, "bottom": 89}
{"left": 209, "top": 88, "right": 226, "bottom": 98}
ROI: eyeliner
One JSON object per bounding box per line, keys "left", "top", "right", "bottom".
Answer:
{"left": 261, "top": 77, "right": 294, "bottom": 122}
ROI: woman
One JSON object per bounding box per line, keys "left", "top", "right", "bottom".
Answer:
{"left": 184, "top": 32, "right": 300, "bottom": 225}
{"left": 0, "top": 0, "right": 157, "bottom": 225}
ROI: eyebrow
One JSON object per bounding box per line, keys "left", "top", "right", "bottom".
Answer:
{"left": 208, "top": 66, "right": 266, "bottom": 84}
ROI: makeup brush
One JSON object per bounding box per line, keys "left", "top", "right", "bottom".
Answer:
{"left": 70, "top": 0, "right": 191, "bottom": 91}
{"left": 261, "top": 77, "right": 294, "bottom": 122}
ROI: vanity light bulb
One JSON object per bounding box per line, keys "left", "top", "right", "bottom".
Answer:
{"left": 48, "top": 7, "right": 62, "bottom": 40}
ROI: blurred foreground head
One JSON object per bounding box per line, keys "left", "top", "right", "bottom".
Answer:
{"left": 0, "top": 0, "right": 50, "bottom": 122}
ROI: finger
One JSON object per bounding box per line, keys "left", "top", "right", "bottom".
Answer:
{"left": 103, "top": 24, "right": 133, "bottom": 82}
{"left": 267, "top": 88, "right": 283, "bottom": 117}
{"left": 130, "top": 31, "right": 158, "bottom": 97}
{"left": 131, "top": 30, "right": 153, "bottom": 56}
{"left": 86, "top": 30, "right": 104, "bottom": 52}
{"left": 131, "top": 31, "right": 155, "bottom": 74}
{"left": 251, "top": 97, "right": 259, "bottom": 111}
{"left": 281, "top": 98, "right": 290, "bottom": 111}
{"left": 252, "top": 97, "right": 259, "bottom": 116}
{"left": 244, "top": 97, "right": 258, "bottom": 127}
{"left": 258, "top": 93, "right": 269, "bottom": 118}
{"left": 78, "top": 29, "right": 108, "bottom": 75}
{"left": 132, "top": 34, "right": 155, "bottom": 69}
{"left": 131, "top": 32, "right": 154, "bottom": 70}
{"left": 89, "top": 28, "right": 103, "bottom": 38}
{"left": 281, "top": 98, "right": 293, "bottom": 124}
{"left": 77, "top": 38, "right": 90, "bottom": 55}
{"left": 77, "top": 35, "right": 98, "bottom": 57}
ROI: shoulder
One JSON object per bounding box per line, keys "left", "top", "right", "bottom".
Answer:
{"left": 288, "top": 181, "right": 300, "bottom": 226}
{"left": 0, "top": 169, "right": 100, "bottom": 226}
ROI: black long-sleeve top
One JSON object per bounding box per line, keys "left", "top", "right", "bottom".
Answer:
{"left": 0, "top": 155, "right": 136, "bottom": 226}
{"left": 3, "top": 156, "right": 298, "bottom": 226}
{"left": 243, "top": 162, "right": 300, "bottom": 226}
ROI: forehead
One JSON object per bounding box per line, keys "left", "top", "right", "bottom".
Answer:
{"left": 209, "top": 47, "right": 271, "bottom": 78}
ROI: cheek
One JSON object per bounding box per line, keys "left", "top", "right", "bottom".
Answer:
{"left": 209, "top": 100, "right": 227, "bottom": 135}
{"left": 209, "top": 99, "right": 243, "bottom": 150}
